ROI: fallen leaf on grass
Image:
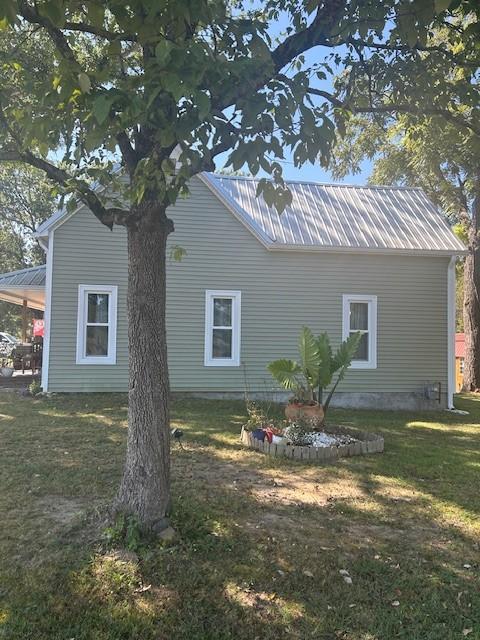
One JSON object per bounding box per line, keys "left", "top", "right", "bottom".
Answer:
{"left": 391, "top": 601, "right": 400, "bottom": 607}
{"left": 463, "top": 630, "right": 473, "bottom": 637}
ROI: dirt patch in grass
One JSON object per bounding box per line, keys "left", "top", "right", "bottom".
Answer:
{"left": 36, "top": 496, "right": 90, "bottom": 525}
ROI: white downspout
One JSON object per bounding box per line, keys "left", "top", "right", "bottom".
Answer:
{"left": 41, "top": 230, "right": 54, "bottom": 392}
{"left": 447, "top": 256, "right": 456, "bottom": 409}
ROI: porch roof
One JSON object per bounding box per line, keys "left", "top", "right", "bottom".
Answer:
{"left": 0, "top": 265, "right": 46, "bottom": 311}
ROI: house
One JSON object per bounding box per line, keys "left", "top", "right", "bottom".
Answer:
{"left": 0, "top": 174, "right": 467, "bottom": 409}
{"left": 455, "top": 332, "right": 465, "bottom": 392}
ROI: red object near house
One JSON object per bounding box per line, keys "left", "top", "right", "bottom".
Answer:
{"left": 33, "top": 319, "right": 44, "bottom": 337}
{"left": 455, "top": 333, "right": 465, "bottom": 359}
{"left": 455, "top": 333, "right": 465, "bottom": 392}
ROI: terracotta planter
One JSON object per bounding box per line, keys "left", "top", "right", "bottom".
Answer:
{"left": 285, "top": 402, "right": 325, "bottom": 428}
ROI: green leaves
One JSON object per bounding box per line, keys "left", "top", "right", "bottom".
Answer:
{"left": 267, "top": 359, "right": 303, "bottom": 391}
{"left": 316, "top": 332, "right": 333, "bottom": 388}
{"left": 332, "top": 332, "right": 361, "bottom": 376}
{"left": 37, "top": 0, "right": 65, "bottom": 27}
{"left": 78, "top": 73, "right": 91, "bottom": 94}
{"left": 268, "top": 327, "right": 361, "bottom": 410}
{"left": 435, "top": 0, "right": 452, "bottom": 12}
{"left": 92, "top": 94, "right": 114, "bottom": 124}
{"left": 298, "top": 326, "right": 321, "bottom": 383}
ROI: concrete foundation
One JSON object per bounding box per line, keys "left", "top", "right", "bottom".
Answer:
{"left": 183, "top": 390, "right": 448, "bottom": 411}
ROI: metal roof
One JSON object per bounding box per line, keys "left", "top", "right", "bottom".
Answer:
{"left": 204, "top": 174, "right": 467, "bottom": 255}
{"left": 0, "top": 264, "right": 46, "bottom": 287}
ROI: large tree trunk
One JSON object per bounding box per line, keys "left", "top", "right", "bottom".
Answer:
{"left": 115, "top": 204, "right": 173, "bottom": 532}
{"left": 463, "top": 185, "right": 480, "bottom": 391}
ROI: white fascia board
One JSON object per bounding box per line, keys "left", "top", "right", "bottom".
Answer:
{"left": 447, "top": 256, "right": 456, "bottom": 408}
{"left": 198, "top": 173, "right": 273, "bottom": 249}
{"left": 266, "top": 243, "right": 468, "bottom": 257}
{"left": 41, "top": 230, "right": 54, "bottom": 391}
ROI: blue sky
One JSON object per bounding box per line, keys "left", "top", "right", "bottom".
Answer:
{"left": 214, "top": 8, "right": 374, "bottom": 186}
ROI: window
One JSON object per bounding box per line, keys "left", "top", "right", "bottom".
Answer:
{"left": 76, "top": 285, "right": 118, "bottom": 364}
{"left": 460, "top": 358, "right": 465, "bottom": 374}
{"left": 342, "top": 294, "right": 377, "bottom": 369}
{"left": 204, "top": 290, "right": 241, "bottom": 366}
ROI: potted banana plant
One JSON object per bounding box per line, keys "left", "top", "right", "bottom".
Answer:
{"left": 268, "top": 327, "right": 361, "bottom": 428}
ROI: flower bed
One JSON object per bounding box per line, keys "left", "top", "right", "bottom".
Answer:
{"left": 240, "top": 424, "right": 384, "bottom": 462}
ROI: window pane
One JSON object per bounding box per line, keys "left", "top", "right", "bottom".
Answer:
{"left": 86, "top": 326, "right": 109, "bottom": 356}
{"left": 352, "top": 331, "right": 369, "bottom": 360}
{"left": 212, "top": 328, "right": 232, "bottom": 358}
{"left": 213, "top": 298, "right": 232, "bottom": 327}
{"left": 88, "top": 293, "right": 109, "bottom": 324}
{"left": 350, "top": 302, "right": 368, "bottom": 330}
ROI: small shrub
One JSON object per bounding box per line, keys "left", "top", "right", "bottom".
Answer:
{"left": 243, "top": 400, "right": 268, "bottom": 430}
{"left": 28, "top": 379, "right": 42, "bottom": 396}
{"left": 104, "top": 514, "right": 143, "bottom": 552}
{"left": 283, "top": 423, "right": 314, "bottom": 446}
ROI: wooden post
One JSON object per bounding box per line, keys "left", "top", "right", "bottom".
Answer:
{"left": 22, "top": 299, "right": 28, "bottom": 343}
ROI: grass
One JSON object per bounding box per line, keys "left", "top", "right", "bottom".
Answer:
{"left": 0, "top": 391, "right": 479, "bottom": 639}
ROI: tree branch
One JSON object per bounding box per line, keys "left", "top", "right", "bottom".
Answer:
{"left": 18, "top": 2, "right": 79, "bottom": 66}
{"left": 345, "top": 36, "right": 480, "bottom": 68}
{"left": 63, "top": 21, "right": 136, "bottom": 42}
{"left": 307, "top": 87, "right": 480, "bottom": 137}
{"left": 117, "top": 131, "right": 140, "bottom": 173}
{"left": 271, "top": 0, "right": 348, "bottom": 72}
{"left": 0, "top": 148, "right": 129, "bottom": 229}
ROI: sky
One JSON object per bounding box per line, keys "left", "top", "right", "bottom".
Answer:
{"left": 214, "top": 7, "right": 375, "bottom": 186}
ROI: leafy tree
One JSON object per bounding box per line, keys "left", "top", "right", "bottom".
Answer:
{"left": 0, "top": 0, "right": 477, "bottom": 531}
{"left": 331, "top": 114, "right": 480, "bottom": 389}
{"left": 0, "top": 164, "right": 55, "bottom": 335}
{"left": 0, "top": 226, "right": 27, "bottom": 336}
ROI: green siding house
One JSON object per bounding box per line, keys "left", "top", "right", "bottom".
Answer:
{"left": 2, "top": 173, "right": 466, "bottom": 409}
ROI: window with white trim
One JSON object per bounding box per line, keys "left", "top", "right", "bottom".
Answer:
{"left": 342, "top": 294, "right": 377, "bottom": 369}
{"left": 204, "top": 290, "right": 241, "bottom": 366}
{"left": 76, "top": 285, "right": 118, "bottom": 364}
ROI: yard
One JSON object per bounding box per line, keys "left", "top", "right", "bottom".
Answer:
{"left": 0, "top": 392, "right": 478, "bottom": 640}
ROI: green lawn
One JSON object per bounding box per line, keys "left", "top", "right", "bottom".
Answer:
{"left": 0, "top": 392, "right": 479, "bottom": 639}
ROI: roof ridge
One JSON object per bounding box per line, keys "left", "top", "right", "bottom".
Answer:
{"left": 0, "top": 264, "right": 46, "bottom": 279}
{"left": 211, "top": 173, "right": 424, "bottom": 191}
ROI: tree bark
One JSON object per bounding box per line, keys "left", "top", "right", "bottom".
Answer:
{"left": 463, "top": 182, "right": 480, "bottom": 391}
{"left": 115, "top": 203, "right": 173, "bottom": 532}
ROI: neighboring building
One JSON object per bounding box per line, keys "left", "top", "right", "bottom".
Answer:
{"left": 0, "top": 174, "right": 467, "bottom": 409}
{"left": 455, "top": 332, "right": 465, "bottom": 392}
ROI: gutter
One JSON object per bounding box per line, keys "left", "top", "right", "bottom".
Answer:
{"left": 447, "top": 256, "right": 456, "bottom": 409}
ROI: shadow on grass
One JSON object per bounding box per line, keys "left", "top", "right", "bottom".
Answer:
{"left": 0, "top": 392, "right": 479, "bottom": 639}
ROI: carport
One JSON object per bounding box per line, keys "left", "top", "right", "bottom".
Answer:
{"left": 0, "top": 265, "right": 46, "bottom": 341}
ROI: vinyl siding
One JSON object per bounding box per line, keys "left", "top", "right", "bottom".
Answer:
{"left": 48, "top": 176, "right": 449, "bottom": 394}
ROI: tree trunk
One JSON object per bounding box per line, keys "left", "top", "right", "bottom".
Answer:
{"left": 115, "top": 203, "right": 173, "bottom": 532}
{"left": 463, "top": 183, "right": 480, "bottom": 391}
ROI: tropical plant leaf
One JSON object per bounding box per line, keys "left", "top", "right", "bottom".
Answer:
{"left": 267, "top": 359, "right": 302, "bottom": 391}
{"left": 316, "top": 331, "right": 333, "bottom": 388}
{"left": 332, "top": 332, "right": 362, "bottom": 375}
{"left": 298, "top": 326, "right": 321, "bottom": 383}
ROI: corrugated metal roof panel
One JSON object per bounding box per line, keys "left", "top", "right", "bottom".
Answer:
{"left": 207, "top": 174, "right": 466, "bottom": 254}
{"left": 0, "top": 264, "right": 46, "bottom": 287}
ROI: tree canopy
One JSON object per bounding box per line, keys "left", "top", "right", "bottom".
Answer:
{"left": 1, "top": 0, "right": 479, "bottom": 529}
{"left": 0, "top": 0, "right": 478, "bottom": 224}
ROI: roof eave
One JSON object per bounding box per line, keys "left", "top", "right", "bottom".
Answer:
{"left": 267, "top": 243, "right": 468, "bottom": 257}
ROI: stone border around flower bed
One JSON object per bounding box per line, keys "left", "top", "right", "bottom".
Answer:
{"left": 240, "top": 425, "right": 384, "bottom": 461}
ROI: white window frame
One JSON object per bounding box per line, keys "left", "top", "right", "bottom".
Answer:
{"left": 342, "top": 294, "right": 377, "bottom": 369}
{"left": 76, "top": 284, "right": 118, "bottom": 365}
{"left": 204, "top": 290, "right": 241, "bottom": 367}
